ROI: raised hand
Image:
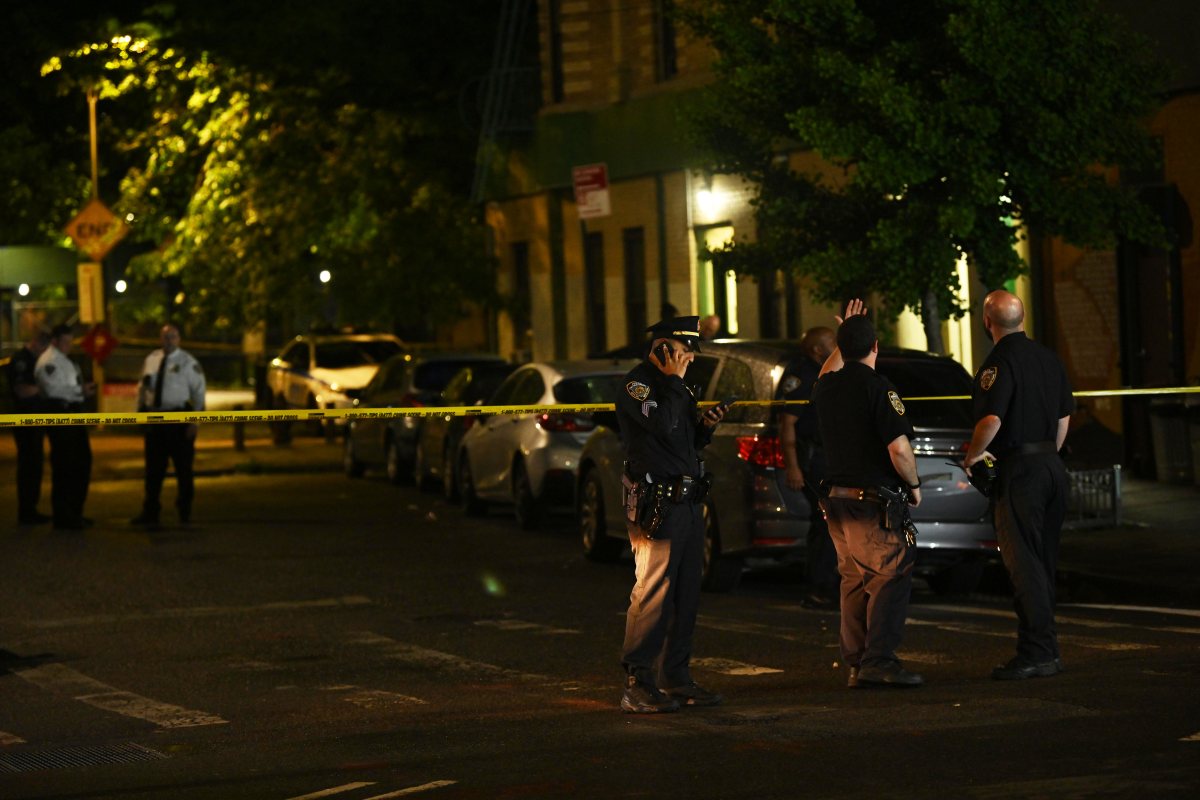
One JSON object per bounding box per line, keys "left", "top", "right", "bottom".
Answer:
{"left": 835, "top": 298, "right": 867, "bottom": 325}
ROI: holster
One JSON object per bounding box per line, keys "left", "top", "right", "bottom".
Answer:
{"left": 876, "top": 485, "right": 917, "bottom": 546}
{"left": 622, "top": 472, "right": 667, "bottom": 539}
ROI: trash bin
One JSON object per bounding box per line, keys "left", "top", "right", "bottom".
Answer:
{"left": 1148, "top": 397, "right": 1194, "bottom": 484}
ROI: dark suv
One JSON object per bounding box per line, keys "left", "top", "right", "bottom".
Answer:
{"left": 576, "top": 341, "right": 993, "bottom": 593}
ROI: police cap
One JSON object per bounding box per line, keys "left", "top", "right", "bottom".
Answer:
{"left": 646, "top": 316, "right": 703, "bottom": 352}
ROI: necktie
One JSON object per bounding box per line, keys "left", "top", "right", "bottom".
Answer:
{"left": 153, "top": 354, "right": 168, "bottom": 410}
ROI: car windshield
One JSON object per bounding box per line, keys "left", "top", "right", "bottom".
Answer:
{"left": 314, "top": 340, "right": 402, "bottom": 369}
{"left": 876, "top": 357, "right": 974, "bottom": 429}
{"left": 554, "top": 373, "right": 627, "bottom": 404}
{"left": 462, "top": 364, "right": 517, "bottom": 403}
{"left": 413, "top": 359, "right": 501, "bottom": 393}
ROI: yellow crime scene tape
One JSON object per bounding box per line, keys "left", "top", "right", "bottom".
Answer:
{"left": 0, "top": 387, "right": 1197, "bottom": 427}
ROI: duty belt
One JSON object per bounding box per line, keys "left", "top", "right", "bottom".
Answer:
{"left": 1011, "top": 441, "right": 1058, "bottom": 457}
{"left": 646, "top": 474, "right": 707, "bottom": 504}
{"left": 826, "top": 485, "right": 883, "bottom": 502}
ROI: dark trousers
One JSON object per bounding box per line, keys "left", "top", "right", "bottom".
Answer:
{"left": 823, "top": 497, "right": 915, "bottom": 669}
{"left": 803, "top": 483, "right": 838, "bottom": 594}
{"left": 621, "top": 501, "right": 704, "bottom": 687}
{"left": 47, "top": 426, "right": 91, "bottom": 525}
{"left": 994, "top": 453, "right": 1068, "bottom": 662}
{"left": 142, "top": 424, "right": 196, "bottom": 518}
{"left": 12, "top": 426, "right": 45, "bottom": 520}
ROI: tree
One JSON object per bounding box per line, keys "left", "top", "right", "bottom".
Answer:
{"left": 680, "top": 0, "right": 1167, "bottom": 349}
{"left": 41, "top": 9, "right": 498, "bottom": 339}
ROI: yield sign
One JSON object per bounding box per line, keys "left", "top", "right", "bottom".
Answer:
{"left": 64, "top": 199, "right": 129, "bottom": 261}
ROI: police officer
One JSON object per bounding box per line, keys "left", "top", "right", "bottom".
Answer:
{"left": 964, "top": 290, "right": 1073, "bottom": 680}
{"left": 34, "top": 324, "right": 95, "bottom": 530}
{"left": 617, "top": 316, "right": 727, "bottom": 713}
{"left": 132, "top": 323, "right": 207, "bottom": 527}
{"left": 813, "top": 302, "right": 924, "bottom": 688}
{"left": 6, "top": 330, "right": 51, "bottom": 524}
{"left": 779, "top": 326, "right": 837, "bottom": 607}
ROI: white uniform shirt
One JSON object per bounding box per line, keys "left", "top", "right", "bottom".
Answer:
{"left": 139, "top": 348, "right": 207, "bottom": 411}
{"left": 34, "top": 345, "right": 84, "bottom": 405}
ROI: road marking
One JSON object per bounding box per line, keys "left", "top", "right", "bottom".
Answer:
{"left": 916, "top": 604, "right": 1195, "bottom": 639}
{"left": 1180, "top": 731, "right": 1200, "bottom": 742}
{"left": 905, "top": 617, "right": 1158, "bottom": 651}
{"left": 20, "top": 596, "right": 372, "bottom": 629}
{"left": 691, "top": 657, "right": 783, "bottom": 676}
{"left": 1061, "top": 603, "right": 1200, "bottom": 619}
{"left": 347, "top": 631, "right": 578, "bottom": 688}
{"left": 319, "top": 685, "right": 427, "bottom": 709}
{"left": 696, "top": 616, "right": 809, "bottom": 642}
{"left": 0, "top": 731, "right": 26, "bottom": 745}
{"left": 363, "top": 781, "right": 457, "bottom": 799}
{"left": 16, "top": 663, "right": 228, "bottom": 728}
{"left": 473, "top": 619, "right": 579, "bottom": 635}
{"left": 286, "top": 783, "right": 376, "bottom": 800}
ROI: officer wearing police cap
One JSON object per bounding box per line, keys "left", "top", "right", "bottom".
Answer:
{"left": 964, "top": 290, "right": 1073, "bottom": 680}
{"left": 812, "top": 300, "right": 924, "bottom": 688}
{"left": 617, "top": 315, "right": 727, "bottom": 713}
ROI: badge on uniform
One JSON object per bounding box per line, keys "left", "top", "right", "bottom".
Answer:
{"left": 45, "top": 364, "right": 56, "bottom": 375}
{"left": 171, "top": 364, "right": 181, "bottom": 373}
{"left": 888, "top": 390, "right": 905, "bottom": 416}
{"left": 626, "top": 381, "right": 650, "bottom": 401}
{"left": 980, "top": 366, "right": 997, "bottom": 391}
{"left": 780, "top": 375, "right": 801, "bottom": 394}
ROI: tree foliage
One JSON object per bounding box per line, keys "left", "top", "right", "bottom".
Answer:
{"left": 42, "top": 17, "right": 495, "bottom": 338}
{"left": 680, "top": 0, "right": 1167, "bottom": 326}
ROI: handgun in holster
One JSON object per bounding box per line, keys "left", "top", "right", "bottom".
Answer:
{"left": 622, "top": 464, "right": 667, "bottom": 539}
{"left": 876, "top": 485, "right": 918, "bottom": 547}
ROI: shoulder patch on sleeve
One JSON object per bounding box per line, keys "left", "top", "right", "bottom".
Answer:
{"left": 193, "top": 363, "right": 203, "bottom": 375}
{"left": 45, "top": 364, "right": 56, "bottom": 376}
{"left": 626, "top": 381, "right": 650, "bottom": 401}
{"left": 888, "top": 390, "right": 906, "bottom": 416}
{"left": 980, "top": 366, "right": 997, "bottom": 391}
{"left": 780, "top": 375, "right": 801, "bottom": 394}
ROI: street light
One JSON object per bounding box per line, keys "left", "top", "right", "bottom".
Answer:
{"left": 18, "top": 283, "right": 30, "bottom": 297}
{"left": 115, "top": 279, "right": 127, "bottom": 293}
{"left": 319, "top": 269, "right": 332, "bottom": 284}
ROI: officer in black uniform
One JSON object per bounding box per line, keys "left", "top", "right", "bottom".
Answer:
{"left": 964, "top": 290, "right": 1074, "bottom": 680}
{"left": 617, "top": 316, "right": 727, "bottom": 713}
{"left": 6, "top": 331, "right": 51, "bottom": 525}
{"left": 779, "top": 326, "right": 837, "bottom": 606}
{"left": 813, "top": 303, "right": 924, "bottom": 688}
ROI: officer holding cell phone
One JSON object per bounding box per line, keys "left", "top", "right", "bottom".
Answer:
{"left": 616, "top": 316, "right": 728, "bottom": 714}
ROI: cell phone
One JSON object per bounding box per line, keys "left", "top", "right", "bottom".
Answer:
{"left": 720, "top": 395, "right": 740, "bottom": 408}
{"left": 655, "top": 343, "right": 671, "bottom": 363}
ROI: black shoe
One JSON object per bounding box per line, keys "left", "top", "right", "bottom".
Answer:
{"left": 665, "top": 682, "right": 723, "bottom": 707}
{"left": 992, "top": 657, "right": 1061, "bottom": 681}
{"left": 856, "top": 661, "right": 924, "bottom": 687}
{"left": 847, "top": 665, "right": 860, "bottom": 688}
{"left": 18, "top": 512, "right": 52, "bottom": 525}
{"left": 130, "top": 512, "right": 160, "bottom": 526}
{"left": 620, "top": 676, "right": 680, "bottom": 714}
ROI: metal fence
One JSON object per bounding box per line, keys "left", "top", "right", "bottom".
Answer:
{"left": 1064, "top": 465, "right": 1122, "bottom": 529}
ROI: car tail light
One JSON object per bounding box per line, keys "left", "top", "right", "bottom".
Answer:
{"left": 736, "top": 435, "right": 785, "bottom": 468}
{"left": 400, "top": 393, "right": 425, "bottom": 407}
{"left": 537, "top": 413, "right": 596, "bottom": 432}
{"left": 461, "top": 417, "right": 477, "bottom": 431}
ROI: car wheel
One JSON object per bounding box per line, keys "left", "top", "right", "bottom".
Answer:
{"left": 459, "top": 452, "right": 487, "bottom": 516}
{"left": 305, "top": 394, "right": 324, "bottom": 436}
{"left": 928, "top": 558, "right": 985, "bottom": 596}
{"left": 579, "top": 468, "right": 621, "bottom": 561}
{"left": 413, "top": 440, "right": 433, "bottom": 491}
{"left": 513, "top": 460, "right": 543, "bottom": 531}
{"left": 701, "top": 503, "right": 743, "bottom": 593}
{"left": 385, "top": 438, "right": 408, "bottom": 486}
{"left": 443, "top": 443, "right": 459, "bottom": 502}
{"left": 343, "top": 435, "right": 365, "bottom": 478}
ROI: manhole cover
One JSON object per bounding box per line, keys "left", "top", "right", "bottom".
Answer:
{"left": 0, "top": 742, "right": 167, "bottom": 773}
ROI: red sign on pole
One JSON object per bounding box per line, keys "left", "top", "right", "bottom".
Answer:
{"left": 572, "top": 163, "right": 612, "bottom": 219}
{"left": 79, "top": 324, "right": 119, "bottom": 365}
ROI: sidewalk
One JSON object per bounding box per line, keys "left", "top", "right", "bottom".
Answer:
{"left": 1, "top": 421, "right": 1197, "bottom": 606}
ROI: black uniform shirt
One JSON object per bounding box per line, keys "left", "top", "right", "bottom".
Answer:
{"left": 616, "top": 360, "right": 713, "bottom": 479}
{"left": 972, "top": 332, "right": 1074, "bottom": 458}
{"left": 812, "top": 361, "right": 915, "bottom": 488}
{"left": 6, "top": 346, "right": 44, "bottom": 413}
{"left": 780, "top": 356, "right": 822, "bottom": 442}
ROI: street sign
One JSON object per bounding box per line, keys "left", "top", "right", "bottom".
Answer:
{"left": 572, "top": 163, "right": 611, "bottom": 219}
{"left": 77, "top": 262, "right": 106, "bottom": 323}
{"left": 79, "top": 324, "right": 119, "bottom": 365}
{"left": 64, "top": 199, "right": 129, "bottom": 261}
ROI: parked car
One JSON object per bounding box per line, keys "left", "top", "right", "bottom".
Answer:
{"left": 266, "top": 333, "right": 404, "bottom": 414}
{"left": 576, "top": 341, "right": 994, "bottom": 593}
{"left": 412, "top": 361, "right": 518, "bottom": 498}
{"left": 456, "top": 360, "right": 637, "bottom": 529}
{"left": 344, "top": 352, "right": 507, "bottom": 484}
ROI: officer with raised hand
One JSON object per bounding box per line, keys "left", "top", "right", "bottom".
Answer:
{"left": 6, "top": 330, "right": 51, "bottom": 525}
{"left": 34, "top": 324, "right": 95, "bottom": 530}
{"left": 617, "top": 316, "right": 727, "bottom": 713}
{"left": 813, "top": 300, "right": 924, "bottom": 688}
{"left": 132, "top": 323, "right": 207, "bottom": 527}
{"left": 964, "top": 290, "right": 1073, "bottom": 680}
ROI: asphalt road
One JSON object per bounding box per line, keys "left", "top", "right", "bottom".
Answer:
{"left": 2, "top": 470, "right": 1198, "bottom": 799}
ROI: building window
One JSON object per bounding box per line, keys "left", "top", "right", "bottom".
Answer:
{"left": 654, "top": 0, "right": 678, "bottom": 81}
{"left": 512, "top": 241, "right": 531, "bottom": 350}
{"left": 584, "top": 231, "right": 606, "bottom": 355}
{"left": 549, "top": 0, "right": 565, "bottom": 102}
{"left": 623, "top": 227, "right": 647, "bottom": 344}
